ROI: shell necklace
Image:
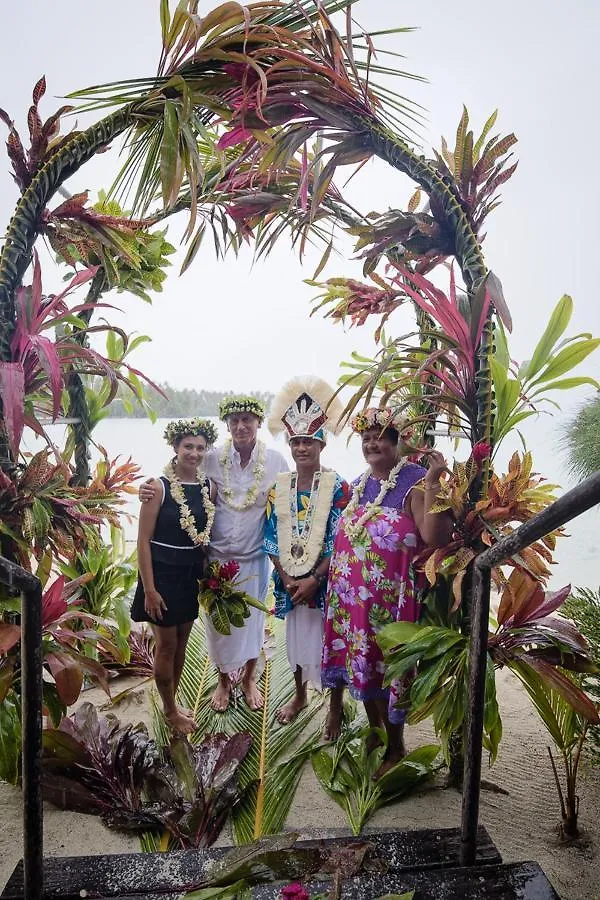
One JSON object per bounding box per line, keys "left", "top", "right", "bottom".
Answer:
{"left": 163, "top": 463, "right": 215, "bottom": 546}
{"left": 276, "top": 470, "right": 337, "bottom": 576}
{"left": 220, "top": 438, "right": 267, "bottom": 510}
{"left": 343, "top": 459, "right": 406, "bottom": 540}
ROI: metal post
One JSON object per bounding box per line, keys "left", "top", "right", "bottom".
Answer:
{"left": 21, "top": 576, "right": 44, "bottom": 900}
{"left": 459, "top": 563, "right": 491, "bottom": 865}
{"left": 458, "top": 470, "right": 600, "bottom": 866}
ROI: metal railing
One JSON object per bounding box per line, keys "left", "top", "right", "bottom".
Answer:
{"left": 0, "top": 557, "right": 43, "bottom": 900}
{"left": 459, "top": 470, "right": 600, "bottom": 865}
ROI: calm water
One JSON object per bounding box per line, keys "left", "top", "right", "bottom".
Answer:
{"left": 33, "top": 416, "right": 600, "bottom": 592}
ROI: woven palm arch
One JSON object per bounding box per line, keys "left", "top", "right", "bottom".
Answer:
{"left": 0, "top": 0, "right": 523, "bottom": 812}
{"left": 0, "top": 0, "right": 504, "bottom": 488}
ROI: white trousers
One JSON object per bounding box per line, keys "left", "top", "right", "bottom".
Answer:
{"left": 286, "top": 605, "right": 324, "bottom": 689}
{"left": 205, "top": 553, "right": 268, "bottom": 673}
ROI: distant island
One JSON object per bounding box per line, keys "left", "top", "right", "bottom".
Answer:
{"left": 104, "top": 383, "right": 273, "bottom": 419}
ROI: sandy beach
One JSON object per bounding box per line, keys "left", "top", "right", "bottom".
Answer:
{"left": 1, "top": 668, "right": 599, "bottom": 900}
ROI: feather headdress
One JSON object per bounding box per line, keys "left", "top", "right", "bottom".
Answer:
{"left": 268, "top": 375, "right": 344, "bottom": 442}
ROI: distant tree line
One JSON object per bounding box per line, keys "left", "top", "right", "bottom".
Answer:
{"left": 105, "top": 383, "right": 274, "bottom": 418}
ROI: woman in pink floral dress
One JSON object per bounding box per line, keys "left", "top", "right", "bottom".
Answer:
{"left": 322, "top": 408, "right": 453, "bottom": 771}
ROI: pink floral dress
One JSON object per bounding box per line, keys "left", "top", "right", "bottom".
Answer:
{"left": 321, "top": 464, "right": 426, "bottom": 723}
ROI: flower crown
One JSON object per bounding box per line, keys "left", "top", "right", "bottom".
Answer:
{"left": 350, "top": 407, "right": 412, "bottom": 437}
{"left": 219, "top": 394, "right": 266, "bottom": 422}
{"left": 164, "top": 418, "right": 218, "bottom": 447}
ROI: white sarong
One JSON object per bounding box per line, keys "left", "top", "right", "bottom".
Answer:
{"left": 286, "top": 604, "right": 323, "bottom": 689}
{"left": 204, "top": 551, "right": 269, "bottom": 673}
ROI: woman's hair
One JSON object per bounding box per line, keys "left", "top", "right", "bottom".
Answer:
{"left": 163, "top": 418, "right": 218, "bottom": 448}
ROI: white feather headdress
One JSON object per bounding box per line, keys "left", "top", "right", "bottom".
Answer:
{"left": 268, "top": 375, "right": 344, "bottom": 440}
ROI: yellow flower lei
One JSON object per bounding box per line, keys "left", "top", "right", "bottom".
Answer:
{"left": 163, "top": 463, "right": 215, "bottom": 546}
{"left": 220, "top": 438, "right": 267, "bottom": 510}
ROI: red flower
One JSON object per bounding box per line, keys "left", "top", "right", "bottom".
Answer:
{"left": 207, "top": 578, "right": 220, "bottom": 591}
{"left": 280, "top": 884, "right": 310, "bottom": 900}
{"left": 472, "top": 441, "right": 492, "bottom": 464}
{"left": 221, "top": 560, "right": 240, "bottom": 580}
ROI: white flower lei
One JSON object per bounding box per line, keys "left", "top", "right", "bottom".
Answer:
{"left": 220, "top": 438, "right": 267, "bottom": 510}
{"left": 163, "top": 463, "right": 215, "bottom": 546}
{"left": 343, "top": 459, "right": 406, "bottom": 540}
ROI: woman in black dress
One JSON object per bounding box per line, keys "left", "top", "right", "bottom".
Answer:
{"left": 132, "top": 418, "right": 217, "bottom": 734}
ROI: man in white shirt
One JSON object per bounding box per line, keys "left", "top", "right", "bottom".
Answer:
{"left": 202, "top": 396, "right": 288, "bottom": 711}
{"left": 141, "top": 395, "right": 287, "bottom": 713}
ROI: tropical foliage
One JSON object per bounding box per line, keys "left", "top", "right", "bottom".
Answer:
{"left": 563, "top": 395, "right": 600, "bottom": 482}
{"left": 378, "top": 571, "right": 599, "bottom": 769}
{"left": 42, "top": 702, "right": 252, "bottom": 846}
{"left": 312, "top": 715, "right": 440, "bottom": 834}
{"left": 146, "top": 619, "right": 323, "bottom": 847}
{"left": 561, "top": 587, "right": 600, "bottom": 761}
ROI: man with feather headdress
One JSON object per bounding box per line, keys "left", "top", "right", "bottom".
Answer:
{"left": 264, "top": 376, "right": 350, "bottom": 724}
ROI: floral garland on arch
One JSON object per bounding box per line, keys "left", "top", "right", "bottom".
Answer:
{"left": 163, "top": 462, "right": 215, "bottom": 546}
{"left": 220, "top": 438, "right": 267, "bottom": 510}
{"left": 343, "top": 459, "right": 407, "bottom": 541}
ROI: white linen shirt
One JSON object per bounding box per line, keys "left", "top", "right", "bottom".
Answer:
{"left": 203, "top": 441, "right": 288, "bottom": 561}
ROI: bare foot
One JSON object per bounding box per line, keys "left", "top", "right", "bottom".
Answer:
{"left": 373, "top": 743, "right": 407, "bottom": 781}
{"left": 241, "top": 679, "right": 264, "bottom": 711}
{"left": 323, "top": 706, "right": 342, "bottom": 742}
{"left": 276, "top": 694, "right": 307, "bottom": 724}
{"left": 178, "top": 705, "right": 194, "bottom": 718}
{"left": 366, "top": 730, "right": 384, "bottom": 755}
{"left": 165, "top": 710, "right": 197, "bottom": 735}
{"left": 211, "top": 682, "right": 231, "bottom": 712}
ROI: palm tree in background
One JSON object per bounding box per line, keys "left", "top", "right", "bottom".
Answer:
{"left": 564, "top": 394, "right": 600, "bottom": 481}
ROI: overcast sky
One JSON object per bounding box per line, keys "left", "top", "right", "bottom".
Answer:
{"left": 2, "top": 2, "right": 600, "bottom": 452}
{"left": 2, "top": 1, "right": 600, "bottom": 584}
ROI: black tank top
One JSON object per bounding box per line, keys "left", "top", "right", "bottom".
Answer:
{"left": 152, "top": 476, "right": 209, "bottom": 548}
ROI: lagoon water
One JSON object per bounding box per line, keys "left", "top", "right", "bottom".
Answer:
{"left": 35, "top": 415, "right": 600, "bottom": 592}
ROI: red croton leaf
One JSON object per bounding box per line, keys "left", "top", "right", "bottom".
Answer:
{"left": 0, "top": 623, "right": 21, "bottom": 654}
{"left": 45, "top": 651, "right": 84, "bottom": 706}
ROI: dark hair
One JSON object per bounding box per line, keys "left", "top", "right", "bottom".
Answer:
{"left": 361, "top": 425, "right": 399, "bottom": 445}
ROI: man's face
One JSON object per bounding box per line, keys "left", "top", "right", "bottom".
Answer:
{"left": 290, "top": 436, "right": 323, "bottom": 468}
{"left": 227, "top": 413, "right": 261, "bottom": 451}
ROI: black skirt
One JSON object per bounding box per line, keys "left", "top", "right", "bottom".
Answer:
{"left": 131, "top": 546, "right": 205, "bottom": 628}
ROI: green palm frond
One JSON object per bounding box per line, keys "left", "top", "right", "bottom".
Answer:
{"left": 150, "top": 619, "right": 324, "bottom": 846}
{"left": 562, "top": 395, "right": 600, "bottom": 482}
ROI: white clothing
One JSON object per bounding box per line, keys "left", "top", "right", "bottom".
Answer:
{"left": 203, "top": 443, "right": 288, "bottom": 561}
{"left": 204, "top": 552, "right": 270, "bottom": 672}
{"left": 202, "top": 442, "right": 288, "bottom": 671}
{"left": 285, "top": 605, "right": 323, "bottom": 689}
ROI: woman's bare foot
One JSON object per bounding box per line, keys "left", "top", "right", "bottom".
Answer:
{"left": 276, "top": 694, "right": 307, "bottom": 724}
{"left": 373, "top": 742, "right": 407, "bottom": 780}
{"left": 178, "top": 705, "right": 194, "bottom": 718}
{"left": 241, "top": 679, "right": 264, "bottom": 711}
{"left": 210, "top": 682, "right": 231, "bottom": 712}
{"left": 323, "top": 706, "right": 342, "bottom": 742}
{"left": 165, "top": 710, "right": 197, "bottom": 735}
{"left": 366, "top": 730, "right": 384, "bottom": 755}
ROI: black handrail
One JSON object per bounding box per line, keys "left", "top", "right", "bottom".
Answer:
{"left": 459, "top": 470, "right": 600, "bottom": 865}
{"left": 0, "top": 557, "right": 43, "bottom": 900}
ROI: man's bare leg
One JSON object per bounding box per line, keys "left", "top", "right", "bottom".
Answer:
{"left": 241, "top": 657, "right": 263, "bottom": 710}
{"left": 324, "top": 684, "right": 344, "bottom": 741}
{"left": 211, "top": 670, "right": 232, "bottom": 712}
{"left": 276, "top": 666, "right": 308, "bottom": 724}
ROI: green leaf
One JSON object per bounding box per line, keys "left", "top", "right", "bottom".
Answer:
{"left": 526, "top": 295, "right": 573, "bottom": 379}
{"left": 532, "top": 339, "right": 600, "bottom": 385}
{"left": 161, "top": 100, "right": 181, "bottom": 207}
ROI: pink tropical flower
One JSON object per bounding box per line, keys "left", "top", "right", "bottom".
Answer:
{"left": 472, "top": 441, "right": 492, "bottom": 464}
{"left": 280, "top": 883, "right": 310, "bottom": 900}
